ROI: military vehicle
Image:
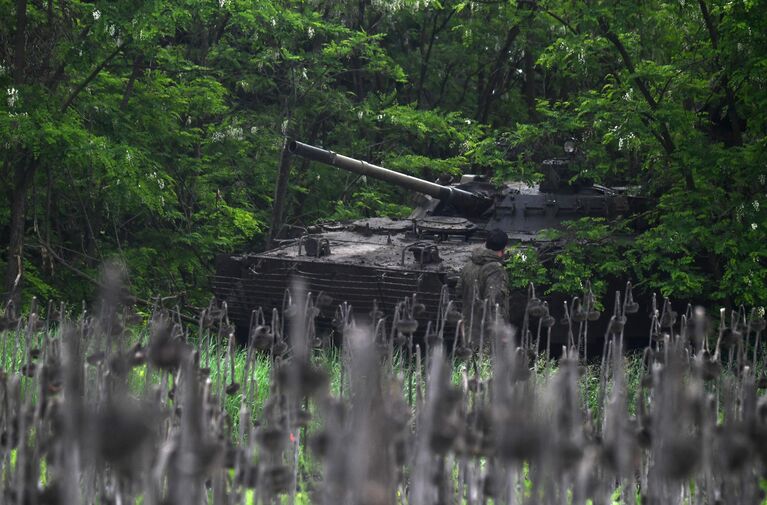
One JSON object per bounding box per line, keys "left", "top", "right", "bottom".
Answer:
{"left": 213, "top": 140, "right": 647, "bottom": 346}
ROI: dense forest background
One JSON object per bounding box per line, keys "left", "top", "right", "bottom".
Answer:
{"left": 1, "top": 0, "right": 765, "bottom": 314}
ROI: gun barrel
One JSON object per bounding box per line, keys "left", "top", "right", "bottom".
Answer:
{"left": 288, "top": 140, "right": 490, "bottom": 212}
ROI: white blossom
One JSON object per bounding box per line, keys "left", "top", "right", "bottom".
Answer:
{"left": 226, "top": 126, "right": 244, "bottom": 140}
{"left": 371, "top": 0, "right": 406, "bottom": 12}
{"left": 7, "top": 87, "right": 18, "bottom": 108}
{"left": 734, "top": 204, "right": 745, "bottom": 218}
{"left": 307, "top": 26, "right": 315, "bottom": 39}
{"left": 752, "top": 223, "right": 758, "bottom": 230}
{"left": 753, "top": 200, "right": 760, "bottom": 211}
{"left": 92, "top": 9, "right": 101, "bottom": 20}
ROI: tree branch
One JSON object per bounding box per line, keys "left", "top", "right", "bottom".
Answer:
{"left": 46, "top": 22, "right": 94, "bottom": 90}
{"left": 598, "top": 17, "right": 695, "bottom": 189}
{"left": 14, "top": 0, "right": 28, "bottom": 84}
{"left": 598, "top": 17, "right": 658, "bottom": 110}
{"left": 120, "top": 54, "right": 144, "bottom": 111}
{"left": 698, "top": 0, "right": 719, "bottom": 49}
{"left": 543, "top": 8, "right": 578, "bottom": 35}
{"left": 698, "top": 0, "right": 742, "bottom": 145}
{"left": 478, "top": 24, "right": 521, "bottom": 122}
{"left": 60, "top": 44, "right": 123, "bottom": 113}
{"left": 655, "top": 74, "right": 677, "bottom": 105}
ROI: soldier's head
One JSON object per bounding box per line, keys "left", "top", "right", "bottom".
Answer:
{"left": 485, "top": 229, "right": 508, "bottom": 256}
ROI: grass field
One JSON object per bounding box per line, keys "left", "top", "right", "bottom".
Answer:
{"left": 0, "top": 288, "right": 765, "bottom": 504}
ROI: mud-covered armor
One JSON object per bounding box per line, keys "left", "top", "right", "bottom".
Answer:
{"left": 213, "top": 140, "right": 648, "bottom": 344}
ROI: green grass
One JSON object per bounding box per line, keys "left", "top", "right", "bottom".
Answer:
{"left": 3, "top": 321, "right": 764, "bottom": 504}
{"left": 0, "top": 324, "right": 681, "bottom": 441}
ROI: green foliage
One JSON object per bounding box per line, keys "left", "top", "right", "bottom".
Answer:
{"left": 546, "top": 218, "right": 631, "bottom": 298}
{"left": 383, "top": 154, "right": 465, "bottom": 177}
{"left": 1, "top": 0, "right": 765, "bottom": 310}
{"left": 505, "top": 246, "right": 547, "bottom": 290}
{"left": 503, "top": 218, "right": 632, "bottom": 304}
{"left": 326, "top": 189, "right": 411, "bottom": 221}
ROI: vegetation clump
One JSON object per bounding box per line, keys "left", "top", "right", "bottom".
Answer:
{"left": 1, "top": 0, "right": 765, "bottom": 311}
{"left": 0, "top": 268, "right": 766, "bottom": 504}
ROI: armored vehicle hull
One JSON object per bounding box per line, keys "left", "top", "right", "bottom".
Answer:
{"left": 213, "top": 141, "right": 649, "bottom": 349}
{"left": 215, "top": 217, "right": 476, "bottom": 333}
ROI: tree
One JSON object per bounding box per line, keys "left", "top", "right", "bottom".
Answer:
{"left": 0, "top": 0, "right": 764, "bottom": 311}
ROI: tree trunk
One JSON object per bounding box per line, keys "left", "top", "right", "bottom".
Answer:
{"left": 13, "top": 0, "right": 27, "bottom": 84}
{"left": 4, "top": 158, "right": 36, "bottom": 311}
{"left": 120, "top": 54, "right": 144, "bottom": 111}
{"left": 358, "top": 0, "right": 366, "bottom": 29}
{"left": 523, "top": 43, "right": 536, "bottom": 121}
{"left": 5, "top": 0, "right": 30, "bottom": 310}
{"left": 477, "top": 25, "right": 521, "bottom": 123}
{"left": 416, "top": 9, "right": 456, "bottom": 109}
{"left": 698, "top": 0, "right": 743, "bottom": 146}
{"left": 267, "top": 139, "right": 292, "bottom": 248}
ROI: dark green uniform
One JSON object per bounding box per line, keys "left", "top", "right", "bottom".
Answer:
{"left": 457, "top": 247, "right": 510, "bottom": 336}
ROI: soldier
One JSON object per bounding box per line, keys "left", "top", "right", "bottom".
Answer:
{"left": 458, "top": 229, "right": 510, "bottom": 339}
